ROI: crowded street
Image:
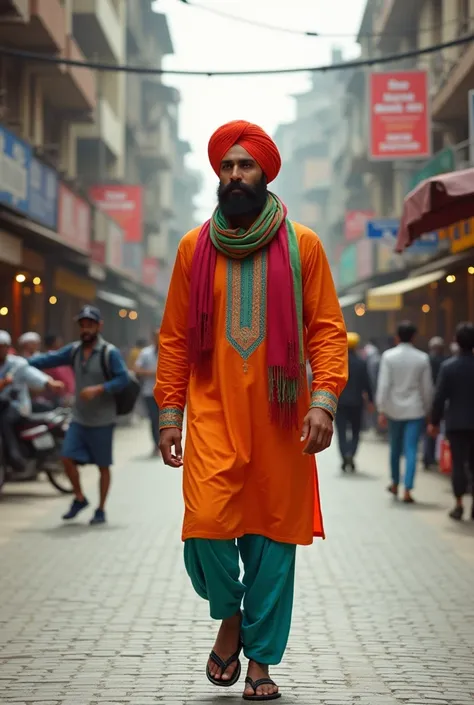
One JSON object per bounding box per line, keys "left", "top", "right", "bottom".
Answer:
{"left": 1, "top": 423, "right": 473, "bottom": 705}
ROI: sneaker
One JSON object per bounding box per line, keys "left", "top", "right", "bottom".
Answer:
{"left": 89, "top": 508, "right": 106, "bottom": 525}
{"left": 62, "top": 497, "right": 89, "bottom": 520}
{"left": 449, "top": 505, "right": 464, "bottom": 521}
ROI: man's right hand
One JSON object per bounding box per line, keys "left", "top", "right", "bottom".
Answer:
{"left": 159, "top": 427, "right": 183, "bottom": 468}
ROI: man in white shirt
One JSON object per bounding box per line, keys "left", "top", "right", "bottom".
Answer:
{"left": 376, "top": 321, "right": 433, "bottom": 503}
{"left": 0, "top": 330, "right": 63, "bottom": 470}
{"left": 134, "top": 329, "right": 159, "bottom": 456}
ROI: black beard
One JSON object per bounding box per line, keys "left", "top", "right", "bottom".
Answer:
{"left": 80, "top": 332, "right": 97, "bottom": 344}
{"left": 217, "top": 177, "right": 267, "bottom": 219}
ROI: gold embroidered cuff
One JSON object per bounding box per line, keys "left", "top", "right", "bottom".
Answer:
{"left": 159, "top": 407, "right": 184, "bottom": 430}
{"left": 310, "top": 390, "right": 338, "bottom": 419}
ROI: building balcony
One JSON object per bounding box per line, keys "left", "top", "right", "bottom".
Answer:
{"left": 40, "top": 36, "right": 96, "bottom": 117}
{"left": 125, "top": 74, "right": 141, "bottom": 132}
{"left": 0, "top": 0, "right": 29, "bottom": 21}
{"left": 126, "top": 0, "right": 143, "bottom": 55}
{"left": 431, "top": 40, "right": 474, "bottom": 122}
{"left": 72, "top": 0, "right": 123, "bottom": 63}
{"left": 373, "top": 0, "right": 419, "bottom": 42}
{"left": 73, "top": 97, "right": 122, "bottom": 157}
{"left": 137, "top": 127, "right": 173, "bottom": 171}
{"left": 0, "top": 0, "right": 66, "bottom": 50}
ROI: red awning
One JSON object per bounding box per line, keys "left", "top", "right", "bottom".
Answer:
{"left": 395, "top": 168, "right": 474, "bottom": 252}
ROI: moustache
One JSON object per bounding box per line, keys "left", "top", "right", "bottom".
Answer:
{"left": 219, "top": 181, "right": 258, "bottom": 199}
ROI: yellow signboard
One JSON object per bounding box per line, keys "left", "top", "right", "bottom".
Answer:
{"left": 366, "top": 292, "right": 403, "bottom": 311}
{"left": 439, "top": 217, "right": 474, "bottom": 254}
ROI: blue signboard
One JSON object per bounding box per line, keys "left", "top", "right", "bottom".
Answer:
{"left": 28, "top": 157, "right": 59, "bottom": 230}
{"left": 366, "top": 218, "right": 439, "bottom": 252}
{"left": 0, "top": 124, "right": 31, "bottom": 214}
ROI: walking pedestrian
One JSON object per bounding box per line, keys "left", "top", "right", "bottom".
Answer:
{"left": 336, "top": 332, "right": 373, "bottom": 472}
{"left": 428, "top": 322, "right": 474, "bottom": 521}
{"left": 423, "top": 336, "right": 446, "bottom": 469}
{"left": 134, "top": 329, "right": 160, "bottom": 456}
{"left": 376, "top": 321, "right": 433, "bottom": 503}
{"left": 30, "top": 306, "right": 130, "bottom": 524}
{"left": 156, "top": 120, "right": 348, "bottom": 701}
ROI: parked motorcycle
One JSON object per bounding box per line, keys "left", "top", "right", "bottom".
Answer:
{"left": 0, "top": 407, "right": 73, "bottom": 494}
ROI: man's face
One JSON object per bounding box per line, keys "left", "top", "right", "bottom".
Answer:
{"left": 79, "top": 318, "right": 101, "bottom": 343}
{"left": 0, "top": 344, "right": 8, "bottom": 363}
{"left": 24, "top": 341, "right": 40, "bottom": 357}
{"left": 218, "top": 145, "right": 267, "bottom": 218}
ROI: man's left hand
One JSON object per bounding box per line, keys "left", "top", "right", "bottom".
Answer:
{"left": 427, "top": 423, "right": 439, "bottom": 438}
{"left": 301, "top": 407, "right": 333, "bottom": 455}
{"left": 79, "top": 385, "right": 103, "bottom": 401}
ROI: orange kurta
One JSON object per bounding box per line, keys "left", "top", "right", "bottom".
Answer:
{"left": 155, "top": 222, "right": 347, "bottom": 546}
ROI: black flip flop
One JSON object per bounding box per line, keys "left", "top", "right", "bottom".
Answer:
{"left": 206, "top": 643, "right": 242, "bottom": 687}
{"left": 242, "top": 676, "right": 281, "bottom": 701}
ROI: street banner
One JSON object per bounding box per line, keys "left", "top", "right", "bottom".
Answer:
{"left": 369, "top": 70, "right": 430, "bottom": 161}
{"left": 0, "top": 124, "right": 31, "bottom": 213}
{"left": 58, "top": 184, "right": 91, "bottom": 253}
{"left": 28, "top": 157, "right": 58, "bottom": 230}
{"left": 89, "top": 185, "right": 143, "bottom": 243}
{"left": 366, "top": 217, "right": 438, "bottom": 252}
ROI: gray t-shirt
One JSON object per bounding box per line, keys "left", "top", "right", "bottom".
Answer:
{"left": 136, "top": 345, "right": 158, "bottom": 397}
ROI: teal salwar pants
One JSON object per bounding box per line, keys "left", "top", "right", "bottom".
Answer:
{"left": 184, "top": 534, "right": 296, "bottom": 665}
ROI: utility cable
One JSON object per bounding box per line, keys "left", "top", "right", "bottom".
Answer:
{"left": 0, "top": 34, "right": 472, "bottom": 76}
{"left": 176, "top": 0, "right": 472, "bottom": 40}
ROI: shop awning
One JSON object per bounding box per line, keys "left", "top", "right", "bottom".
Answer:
{"left": 338, "top": 293, "right": 364, "bottom": 308}
{"left": 368, "top": 269, "right": 446, "bottom": 297}
{"left": 97, "top": 289, "right": 137, "bottom": 309}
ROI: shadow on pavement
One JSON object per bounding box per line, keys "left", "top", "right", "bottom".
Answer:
{"left": 395, "top": 500, "right": 444, "bottom": 511}
{"left": 19, "top": 523, "right": 128, "bottom": 537}
{"left": 444, "top": 521, "right": 474, "bottom": 536}
{"left": 0, "top": 491, "right": 59, "bottom": 503}
{"left": 339, "top": 471, "right": 378, "bottom": 481}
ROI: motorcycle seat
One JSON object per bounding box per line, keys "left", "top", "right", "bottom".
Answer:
{"left": 24, "top": 411, "right": 59, "bottom": 424}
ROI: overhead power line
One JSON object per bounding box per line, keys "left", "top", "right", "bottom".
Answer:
{"left": 176, "top": 0, "right": 471, "bottom": 40}
{"left": 0, "top": 34, "right": 473, "bottom": 76}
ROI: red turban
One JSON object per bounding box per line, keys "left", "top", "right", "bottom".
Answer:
{"left": 208, "top": 120, "right": 281, "bottom": 183}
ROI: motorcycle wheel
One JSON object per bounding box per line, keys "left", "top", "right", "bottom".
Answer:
{"left": 45, "top": 463, "right": 74, "bottom": 494}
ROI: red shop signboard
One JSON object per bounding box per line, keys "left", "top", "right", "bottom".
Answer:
{"left": 58, "top": 184, "right": 91, "bottom": 253}
{"left": 89, "top": 184, "right": 143, "bottom": 243}
{"left": 369, "top": 70, "right": 430, "bottom": 161}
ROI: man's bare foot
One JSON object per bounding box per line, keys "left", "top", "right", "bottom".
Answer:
{"left": 244, "top": 661, "right": 279, "bottom": 698}
{"left": 208, "top": 612, "right": 241, "bottom": 681}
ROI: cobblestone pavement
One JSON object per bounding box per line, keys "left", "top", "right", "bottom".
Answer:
{"left": 1, "top": 424, "right": 474, "bottom": 705}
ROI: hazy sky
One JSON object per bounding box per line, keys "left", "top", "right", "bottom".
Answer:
{"left": 153, "top": 0, "right": 367, "bottom": 220}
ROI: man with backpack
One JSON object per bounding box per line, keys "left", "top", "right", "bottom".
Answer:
{"left": 30, "top": 306, "right": 133, "bottom": 524}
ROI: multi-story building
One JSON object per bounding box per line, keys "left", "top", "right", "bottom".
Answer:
{"left": 334, "top": 0, "right": 474, "bottom": 345}
{"left": 273, "top": 50, "right": 346, "bottom": 267}
{"left": 69, "top": 0, "right": 127, "bottom": 184}
{"left": 0, "top": 1, "right": 198, "bottom": 346}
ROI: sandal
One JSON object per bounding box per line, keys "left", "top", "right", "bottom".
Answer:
{"left": 206, "top": 641, "right": 242, "bottom": 687}
{"left": 242, "top": 676, "right": 281, "bottom": 701}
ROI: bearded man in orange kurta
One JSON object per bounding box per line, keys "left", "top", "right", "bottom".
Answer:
{"left": 155, "top": 120, "right": 347, "bottom": 701}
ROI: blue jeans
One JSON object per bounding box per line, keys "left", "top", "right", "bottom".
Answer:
{"left": 388, "top": 418, "right": 424, "bottom": 491}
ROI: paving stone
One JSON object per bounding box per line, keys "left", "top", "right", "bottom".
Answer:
{"left": 0, "top": 429, "right": 474, "bottom": 703}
